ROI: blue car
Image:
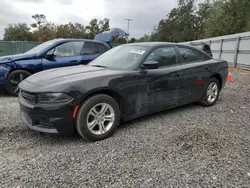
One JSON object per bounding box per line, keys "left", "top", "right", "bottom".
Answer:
{"left": 0, "top": 39, "right": 111, "bottom": 95}
{"left": 0, "top": 28, "right": 128, "bottom": 96}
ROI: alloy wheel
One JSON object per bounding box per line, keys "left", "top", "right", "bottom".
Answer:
{"left": 87, "top": 103, "right": 115, "bottom": 135}
{"left": 9, "top": 73, "right": 28, "bottom": 94}
{"left": 206, "top": 82, "right": 219, "bottom": 103}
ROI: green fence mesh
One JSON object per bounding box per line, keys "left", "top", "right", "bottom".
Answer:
{"left": 0, "top": 41, "right": 40, "bottom": 56}
{"left": 0, "top": 41, "right": 122, "bottom": 57}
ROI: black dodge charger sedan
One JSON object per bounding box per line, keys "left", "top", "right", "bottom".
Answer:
{"left": 18, "top": 42, "right": 228, "bottom": 141}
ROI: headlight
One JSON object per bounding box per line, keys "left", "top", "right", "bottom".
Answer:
{"left": 37, "top": 93, "right": 72, "bottom": 103}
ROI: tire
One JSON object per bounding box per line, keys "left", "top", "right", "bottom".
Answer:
{"left": 6, "top": 70, "right": 31, "bottom": 96}
{"left": 76, "top": 94, "right": 120, "bottom": 142}
{"left": 199, "top": 77, "right": 220, "bottom": 107}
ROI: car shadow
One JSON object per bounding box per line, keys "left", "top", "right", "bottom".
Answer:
{"left": 118, "top": 103, "right": 199, "bottom": 130}
{"left": 3, "top": 99, "right": 223, "bottom": 146}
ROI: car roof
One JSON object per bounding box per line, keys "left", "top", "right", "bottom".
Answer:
{"left": 124, "top": 42, "right": 198, "bottom": 48}
{"left": 52, "top": 38, "right": 108, "bottom": 45}
{"left": 125, "top": 42, "right": 174, "bottom": 47}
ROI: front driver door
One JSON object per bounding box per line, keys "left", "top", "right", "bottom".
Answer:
{"left": 139, "top": 46, "right": 184, "bottom": 113}
{"left": 42, "top": 41, "right": 84, "bottom": 70}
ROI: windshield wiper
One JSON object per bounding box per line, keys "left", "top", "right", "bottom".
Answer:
{"left": 91, "top": 65, "right": 108, "bottom": 68}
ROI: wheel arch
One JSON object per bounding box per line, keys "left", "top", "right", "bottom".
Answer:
{"left": 211, "top": 73, "right": 222, "bottom": 90}
{"left": 8, "top": 68, "right": 34, "bottom": 76}
{"left": 79, "top": 88, "right": 125, "bottom": 121}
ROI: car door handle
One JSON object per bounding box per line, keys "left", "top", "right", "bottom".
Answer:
{"left": 175, "top": 74, "right": 181, "bottom": 77}
{"left": 70, "top": 60, "right": 79, "bottom": 63}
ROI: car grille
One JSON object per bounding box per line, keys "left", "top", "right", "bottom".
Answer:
{"left": 21, "top": 91, "right": 37, "bottom": 104}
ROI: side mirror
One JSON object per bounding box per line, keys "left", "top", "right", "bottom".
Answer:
{"left": 45, "top": 53, "right": 55, "bottom": 60}
{"left": 141, "top": 61, "right": 159, "bottom": 69}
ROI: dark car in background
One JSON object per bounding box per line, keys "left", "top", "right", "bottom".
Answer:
{"left": 18, "top": 42, "right": 228, "bottom": 142}
{"left": 0, "top": 28, "right": 128, "bottom": 96}
{"left": 189, "top": 42, "right": 213, "bottom": 57}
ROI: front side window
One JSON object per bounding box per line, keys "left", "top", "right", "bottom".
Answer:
{"left": 47, "top": 42, "right": 84, "bottom": 57}
{"left": 178, "top": 47, "right": 204, "bottom": 63}
{"left": 145, "top": 47, "right": 177, "bottom": 67}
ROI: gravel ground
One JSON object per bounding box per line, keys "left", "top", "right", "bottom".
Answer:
{"left": 0, "top": 70, "right": 250, "bottom": 188}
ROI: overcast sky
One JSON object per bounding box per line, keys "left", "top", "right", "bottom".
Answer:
{"left": 0, "top": 0, "right": 177, "bottom": 39}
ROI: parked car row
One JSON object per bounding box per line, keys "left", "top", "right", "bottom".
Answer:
{"left": 17, "top": 41, "right": 228, "bottom": 141}
{"left": 0, "top": 28, "right": 228, "bottom": 141}
{"left": 0, "top": 28, "right": 129, "bottom": 96}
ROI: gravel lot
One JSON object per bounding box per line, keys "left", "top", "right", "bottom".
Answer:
{"left": 0, "top": 70, "right": 250, "bottom": 187}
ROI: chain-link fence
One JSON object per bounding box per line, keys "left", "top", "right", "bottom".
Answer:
{"left": 0, "top": 41, "right": 40, "bottom": 56}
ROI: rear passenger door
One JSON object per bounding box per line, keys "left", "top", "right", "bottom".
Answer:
{"left": 80, "top": 42, "right": 108, "bottom": 64}
{"left": 176, "top": 46, "right": 211, "bottom": 104}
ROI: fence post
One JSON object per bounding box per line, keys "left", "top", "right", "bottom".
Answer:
{"left": 233, "top": 37, "right": 240, "bottom": 68}
{"left": 219, "top": 39, "right": 223, "bottom": 59}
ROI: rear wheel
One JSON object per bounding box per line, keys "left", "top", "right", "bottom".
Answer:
{"left": 76, "top": 94, "right": 120, "bottom": 141}
{"left": 199, "top": 78, "right": 220, "bottom": 107}
{"left": 6, "top": 70, "right": 31, "bottom": 96}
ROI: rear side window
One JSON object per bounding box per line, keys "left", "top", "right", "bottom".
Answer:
{"left": 178, "top": 47, "right": 204, "bottom": 63}
{"left": 95, "top": 43, "right": 108, "bottom": 53}
{"left": 81, "top": 42, "right": 108, "bottom": 55}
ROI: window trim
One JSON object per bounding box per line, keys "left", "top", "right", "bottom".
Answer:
{"left": 138, "top": 45, "right": 180, "bottom": 69}
{"left": 176, "top": 46, "right": 206, "bottom": 64}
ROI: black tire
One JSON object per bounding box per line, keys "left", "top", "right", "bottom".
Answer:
{"left": 76, "top": 94, "right": 120, "bottom": 142}
{"left": 6, "top": 70, "right": 31, "bottom": 96}
{"left": 199, "top": 77, "right": 220, "bottom": 107}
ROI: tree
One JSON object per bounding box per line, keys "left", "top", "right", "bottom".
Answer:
{"left": 99, "top": 18, "right": 110, "bottom": 33}
{"left": 129, "top": 37, "right": 136, "bottom": 43}
{"left": 3, "top": 23, "right": 33, "bottom": 41}
{"left": 31, "top": 14, "right": 47, "bottom": 42}
{"left": 86, "top": 18, "right": 110, "bottom": 39}
{"left": 204, "top": 0, "right": 250, "bottom": 37}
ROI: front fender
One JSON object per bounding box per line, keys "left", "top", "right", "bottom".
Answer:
{"left": 0, "top": 65, "right": 11, "bottom": 85}
{"left": 15, "top": 59, "right": 42, "bottom": 73}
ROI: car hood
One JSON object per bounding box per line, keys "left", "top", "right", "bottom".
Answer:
{"left": 24, "top": 65, "right": 121, "bottom": 88}
{"left": 0, "top": 53, "right": 37, "bottom": 64}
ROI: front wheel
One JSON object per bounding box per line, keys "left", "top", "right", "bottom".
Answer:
{"left": 199, "top": 78, "right": 220, "bottom": 107}
{"left": 6, "top": 70, "right": 31, "bottom": 96}
{"left": 76, "top": 94, "right": 120, "bottom": 141}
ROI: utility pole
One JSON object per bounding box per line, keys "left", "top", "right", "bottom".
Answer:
{"left": 125, "top": 18, "right": 132, "bottom": 43}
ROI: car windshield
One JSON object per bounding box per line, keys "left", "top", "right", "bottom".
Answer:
{"left": 89, "top": 45, "right": 149, "bottom": 69}
{"left": 24, "top": 40, "right": 57, "bottom": 54}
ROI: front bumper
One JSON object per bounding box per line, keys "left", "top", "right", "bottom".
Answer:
{"left": 19, "top": 93, "right": 76, "bottom": 135}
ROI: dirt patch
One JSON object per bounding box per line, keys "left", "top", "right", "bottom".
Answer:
{"left": 173, "top": 128, "right": 223, "bottom": 154}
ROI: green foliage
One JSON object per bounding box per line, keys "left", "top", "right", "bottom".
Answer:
{"left": 3, "top": 15, "right": 110, "bottom": 42}
{"left": 86, "top": 18, "right": 110, "bottom": 39}
{"left": 4, "top": 1, "right": 250, "bottom": 43}
{"left": 3, "top": 23, "right": 33, "bottom": 41}
{"left": 129, "top": 38, "right": 136, "bottom": 43}
{"left": 138, "top": 0, "right": 250, "bottom": 42}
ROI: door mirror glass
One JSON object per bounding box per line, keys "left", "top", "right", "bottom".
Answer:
{"left": 141, "top": 61, "right": 159, "bottom": 69}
